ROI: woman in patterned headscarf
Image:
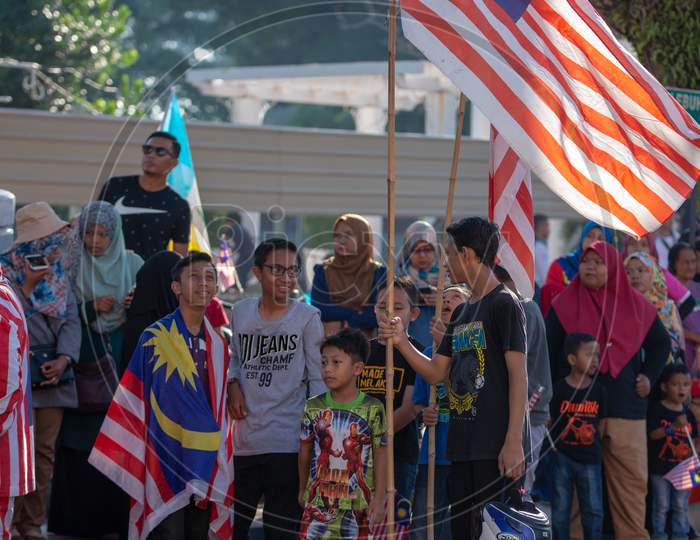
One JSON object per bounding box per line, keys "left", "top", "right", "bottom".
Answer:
{"left": 0, "top": 202, "right": 81, "bottom": 540}
{"left": 625, "top": 251, "right": 684, "bottom": 362}
{"left": 50, "top": 201, "right": 142, "bottom": 539}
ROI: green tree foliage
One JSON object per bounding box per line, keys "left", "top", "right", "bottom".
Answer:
{"left": 0, "top": 0, "right": 142, "bottom": 114}
{"left": 116, "top": 1, "right": 422, "bottom": 122}
{"left": 592, "top": 0, "right": 700, "bottom": 88}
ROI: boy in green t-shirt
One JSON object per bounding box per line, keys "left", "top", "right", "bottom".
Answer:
{"left": 299, "top": 329, "right": 387, "bottom": 539}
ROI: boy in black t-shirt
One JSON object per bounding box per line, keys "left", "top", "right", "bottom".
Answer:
{"left": 549, "top": 333, "right": 606, "bottom": 540}
{"left": 378, "top": 218, "right": 528, "bottom": 540}
{"left": 98, "top": 131, "right": 190, "bottom": 259}
{"left": 360, "top": 276, "right": 421, "bottom": 500}
{"left": 648, "top": 363, "right": 699, "bottom": 540}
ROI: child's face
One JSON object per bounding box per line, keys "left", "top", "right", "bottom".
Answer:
{"left": 441, "top": 288, "right": 468, "bottom": 324}
{"left": 662, "top": 373, "right": 691, "bottom": 405}
{"left": 171, "top": 260, "right": 217, "bottom": 309}
{"left": 321, "top": 345, "right": 363, "bottom": 391}
{"left": 253, "top": 248, "right": 298, "bottom": 304}
{"left": 569, "top": 340, "right": 600, "bottom": 376}
{"left": 625, "top": 258, "right": 652, "bottom": 295}
{"left": 375, "top": 287, "right": 419, "bottom": 330}
{"left": 83, "top": 223, "right": 111, "bottom": 257}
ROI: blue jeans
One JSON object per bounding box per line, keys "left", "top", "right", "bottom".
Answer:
{"left": 650, "top": 474, "right": 690, "bottom": 540}
{"left": 551, "top": 452, "right": 603, "bottom": 540}
{"left": 412, "top": 464, "right": 451, "bottom": 540}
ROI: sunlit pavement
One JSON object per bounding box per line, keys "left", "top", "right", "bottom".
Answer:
{"left": 33, "top": 503, "right": 700, "bottom": 539}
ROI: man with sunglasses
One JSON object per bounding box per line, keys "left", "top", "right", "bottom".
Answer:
{"left": 98, "top": 131, "right": 191, "bottom": 259}
{"left": 227, "top": 238, "right": 325, "bottom": 540}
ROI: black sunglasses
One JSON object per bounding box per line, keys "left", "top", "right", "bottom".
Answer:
{"left": 142, "top": 144, "right": 174, "bottom": 158}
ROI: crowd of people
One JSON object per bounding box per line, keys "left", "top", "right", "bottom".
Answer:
{"left": 1, "top": 130, "right": 700, "bottom": 540}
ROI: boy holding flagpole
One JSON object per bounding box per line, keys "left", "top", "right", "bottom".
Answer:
{"left": 378, "top": 217, "right": 528, "bottom": 540}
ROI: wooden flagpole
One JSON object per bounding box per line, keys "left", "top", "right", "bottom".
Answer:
{"left": 426, "top": 93, "right": 467, "bottom": 540}
{"left": 386, "top": 0, "right": 398, "bottom": 537}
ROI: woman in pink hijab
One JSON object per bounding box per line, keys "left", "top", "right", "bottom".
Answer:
{"left": 546, "top": 241, "right": 670, "bottom": 540}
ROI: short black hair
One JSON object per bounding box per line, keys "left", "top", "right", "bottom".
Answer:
{"left": 377, "top": 275, "right": 421, "bottom": 307}
{"left": 564, "top": 333, "right": 597, "bottom": 359}
{"left": 146, "top": 131, "right": 181, "bottom": 158}
{"left": 171, "top": 251, "right": 216, "bottom": 282}
{"left": 668, "top": 242, "right": 695, "bottom": 275}
{"left": 534, "top": 214, "right": 548, "bottom": 227}
{"left": 321, "top": 328, "right": 369, "bottom": 364}
{"left": 493, "top": 264, "right": 513, "bottom": 284}
{"left": 446, "top": 217, "right": 500, "bottom": 268}
{"left": 659, "top": 362, "right": 690, "bottom": 385}
{"left": 253, "top": 238, "right": 299, "bottom": 268}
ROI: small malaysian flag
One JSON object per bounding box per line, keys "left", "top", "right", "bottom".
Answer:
{"left": 216, "top": 238, "right": 239, "bottom": 293}
{"left": 664, "top": 456, "right": 700, "bottom": 491}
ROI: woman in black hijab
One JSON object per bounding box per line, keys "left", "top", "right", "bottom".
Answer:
{"left": 121, "top": 250, "right": 181, "bottom": 373}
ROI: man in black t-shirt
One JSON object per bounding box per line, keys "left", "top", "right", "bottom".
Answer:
{"left": 378, "top": 217, "right": 528, "bottom": 540}
{"left": 98, "top": 131, "right": 190, "bottom": 260}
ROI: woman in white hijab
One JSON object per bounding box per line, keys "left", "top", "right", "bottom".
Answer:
{"left": 399, "top": 221, "right": 441, "bottom": 348}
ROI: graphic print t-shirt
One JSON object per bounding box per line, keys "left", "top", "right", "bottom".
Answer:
{"left": 549, "top": 380, "right": 607, "bottom": 465}
{"left": 99, "top": 175, "right": 190, "bottom": 260}
{"left": 301, "top": 392, "right": 386, "bottom": 511}
{"left": 359, "top": 338, "right": 421, "bottom": 464}
{"left": 229, "top": 298, "right": 326, "bottom": 455}
{"left": 648, "top": 402, "right": 699, "bottom": 475}
{"left": 436, "top": 284, "right": 526, "bottom": 462}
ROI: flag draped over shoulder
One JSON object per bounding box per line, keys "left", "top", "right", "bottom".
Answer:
{"left": 89, "top": 309, "right": 233, "bottom": 539}
{"left": 489, "top": 126, "right": 535, "bottom": 299}
{"left": 162, "top": 93, "right": 211, "bottom": 253}
{"left": 401, "top": 0, "right": 700, "bottom": 237}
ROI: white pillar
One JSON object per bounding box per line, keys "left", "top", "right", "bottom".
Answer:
{"left": 469, "top": 101, "right": 490, "bottom": 140}
{"left": 230, "top": 97, "right": 269, "bottom": 125}
{"left": 424, "top": 92, "right": 458, "bottom": 136}
{"left": 352, "top": 107, "right": 387, "bottom": 134}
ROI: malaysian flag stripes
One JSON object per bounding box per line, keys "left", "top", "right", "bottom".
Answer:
{"left": 370, "top": 496, "right": 411, "bottom": 540}
{"left": 489, "top": 126, "right": 535, "bottom": 299}
{"left": 89, "top": 310, "right": 233, "bottom": 539}
{"left": 0, "top": 271, "right": 34, "bottom": 501}
{"left": 401, "top": 0, "right": 700, "bottom": 238}
{"left": 664, "top": 456, "right": 700, "bottom": 491}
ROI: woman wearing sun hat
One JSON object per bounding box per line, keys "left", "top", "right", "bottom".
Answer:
{"left": 0, "top": 202, "right": 81, "bottom": 540}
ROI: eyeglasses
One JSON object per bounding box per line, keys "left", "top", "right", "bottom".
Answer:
{"left": 263, "top": 264, "right": 301, "bottom": 277}
{"left": 413, "top": 246, "right": 435, "bottom": 255}
{"left": 142, "top": 144, "right": 174, "bottom": 157}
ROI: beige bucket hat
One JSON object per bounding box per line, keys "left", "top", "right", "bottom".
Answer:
{"left": 14, "top": 202, "right": 68, "bottom": 245}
